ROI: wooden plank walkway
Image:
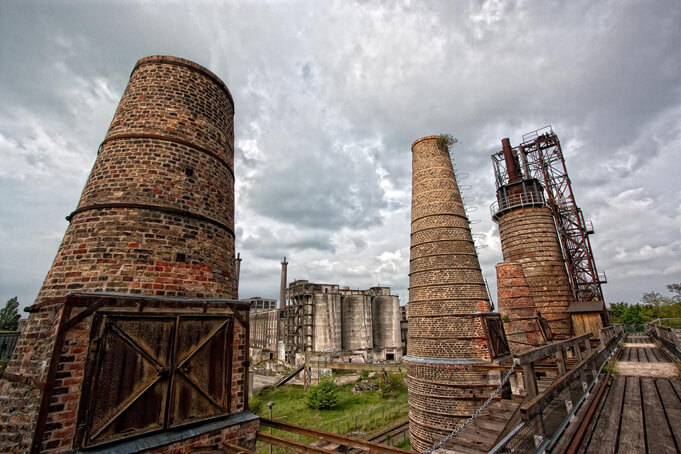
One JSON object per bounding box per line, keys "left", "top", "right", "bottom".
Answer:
{"left": 570, "top": 334, "right": 681, "bottom": 453}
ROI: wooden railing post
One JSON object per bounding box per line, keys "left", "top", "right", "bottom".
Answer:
{"left": 523, "top": 363, "right": 538, "bottom": 398}
{"left": 599, "top": 328, "right": 607, "bottom": 350}
{"left": 574, "top": 344, "right": 583, "bottom": 362}
{"left": 555, "top": 349, "right": 566, "bottom": 376}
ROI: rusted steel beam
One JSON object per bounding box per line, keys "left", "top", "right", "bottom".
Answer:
{"left": 305, "top": 362, "right": 406, "bottom": 373}
{"left": 515, "top": 333, "right": 592, "bottom": 365}
{"left": 259, "top": 418, "right": 411, "bottom": 454}
{"left": 257, "top": 433, "right": 331, "bottom": 453}
{"left": 565, "top": 348, "right": 622, "bottom": 454}
{"left": 223, "top": 440, "right": 257, "bottom": 454}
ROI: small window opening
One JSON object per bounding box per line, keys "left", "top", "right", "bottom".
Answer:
{"left": 176, "top": 253, "right": 186, "bottom": 262}
{"left": 185, "top": 167, "right": 194, "bottom": 177}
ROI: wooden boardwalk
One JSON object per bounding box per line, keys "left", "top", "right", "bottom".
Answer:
{"left": 566, "top": 334, "right": 681, "bottom": 453}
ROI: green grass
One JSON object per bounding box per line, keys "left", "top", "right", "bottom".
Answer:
{"left": 251, "top": 375, "right": 409, "bottom": 453}
{"left": 393, "top": 434, "right": 411, "bottom": 450}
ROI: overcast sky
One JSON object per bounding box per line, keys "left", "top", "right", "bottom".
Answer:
{"left": 1, "top": 0, "right": 680, "bottom": 312}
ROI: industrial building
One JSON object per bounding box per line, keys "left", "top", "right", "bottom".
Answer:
{"left": 248, "top": 278, "right": 403, "bottom": 367}
{"left": 283, "top": 280, "right": 402, "bottom": 365}
{"left": 244, "top": 296, "right": 277, "bottom": 312}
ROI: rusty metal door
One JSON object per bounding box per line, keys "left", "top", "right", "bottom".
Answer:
{"left": 168, "top": 316, "right": 233, "bottom": 427}
{"left": 483, "top": 315, "right": 511, "bottom": 358}
{"left": 79, "top": 314, "right": 233, "bottom": 448}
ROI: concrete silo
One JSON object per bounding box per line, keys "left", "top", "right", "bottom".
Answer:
{"left": 371, "top": 288, "right": 402, "bottom": 361}
{"left": 341, "top": 292, "right": 373, "bottom": 351}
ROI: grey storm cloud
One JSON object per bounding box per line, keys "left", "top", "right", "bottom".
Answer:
{"left": 241, "top": 227, "right": 336, "bottom": 259}
{"left": 1, "top": 0, "right": 680, "bottom": 310}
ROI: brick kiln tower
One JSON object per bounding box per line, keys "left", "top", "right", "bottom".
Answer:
{"left": 42, "top": 55, "right": 237, "bottom": 300}
{"left": 496, "top": 262, "right": 548, "bottom": 353}
{"left": 492, "top": 138, "right": 573, "bottom": 338}
{"left": 405, "top": 136, "right": 509, "bottom": 453}
{"left": 0, "top": 56, "right": 256, "bottom": 453}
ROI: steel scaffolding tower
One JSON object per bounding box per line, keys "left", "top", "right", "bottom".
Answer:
{"left": 492, "top": 126, "right": 607, "bottom": 303}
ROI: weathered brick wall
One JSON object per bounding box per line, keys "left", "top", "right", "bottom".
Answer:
{"left": 41, "top": 55, "right": 236, "bottom": 300}
{"left": 39, "top": 306, "right": 89, "bottom": 453}
{"left": 497, "top": 206, "right": 573, "bottom": 338}
{"left": 408, "top": 363, "right": 502, "bottom": 447}
{"left": 0, "top": 56, "right": 239, "bottom": 453}
{"left": 496, "top": 261, "right": 545, "bottom": 353}
{"left": 0, "top": 305, "right": 65, "bottom": 452}
{"left": 406, "top": 136, "right": 497, "bottom": 453}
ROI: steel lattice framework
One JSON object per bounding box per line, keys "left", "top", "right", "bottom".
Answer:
{"left": 492, "top": 126, "right": 606, "bottom": 303}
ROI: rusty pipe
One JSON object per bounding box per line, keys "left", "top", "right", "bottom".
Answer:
{"left": 502, "top": 138, "right": 521, "bottom": 183}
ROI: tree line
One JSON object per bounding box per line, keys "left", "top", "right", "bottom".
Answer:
{"left": 608, "top": 283, "right": 681, "bottom": 327}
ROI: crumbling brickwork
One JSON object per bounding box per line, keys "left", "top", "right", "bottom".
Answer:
{"left": 497, "top": 206, "right": 573, "bottom": 338}
{"left": 496, "top": 261, "right": 546, "bottom": 353}
{"left": 405, "top": 136, "right": 502, "bottom": 453}
{"left": 0, "top": 56, "right": 248, "bottom": 453}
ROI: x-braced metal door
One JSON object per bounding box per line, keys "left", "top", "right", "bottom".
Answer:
{"left": 482, "top": 314, "right": 511, "bottom": 358}
{"left": 78, "top": 314, "right": 233, "bottom": 448}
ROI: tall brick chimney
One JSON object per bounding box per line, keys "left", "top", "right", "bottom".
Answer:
{"left": 405, "top": 136, "right": 508, "bottom": 453}
{"left": 0, "top": 56, "right": 240, "bottom": 452}
{"left": 280, "top": 257, "right": 288, "bottom": 309}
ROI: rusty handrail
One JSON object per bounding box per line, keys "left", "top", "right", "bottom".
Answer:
{"left": 491, "top": 190, "right": 545, "bottom": 220}
{"left": 515, "top": 333, "right": 592, "bottom": 366}
{"left": 519, "top": 349, "right": 599, "bottom": 420}
{"left": 519, "top": 327, "right": 621, "bottom": 421}
{"left": 259, "top": 418, "right": 410, "bottom": 454}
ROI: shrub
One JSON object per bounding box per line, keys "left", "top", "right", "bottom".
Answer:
{"left": 380, "top": 374, "right": 406, "bottom": 398}
{"left": 359, "top": 370, "right": 370, "bottom": 381}
{"left": 436, "top": 134, "right": 458, "bottom": 150}
{"left": 305, "top": 378, "right": 339, "bottom": 410}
